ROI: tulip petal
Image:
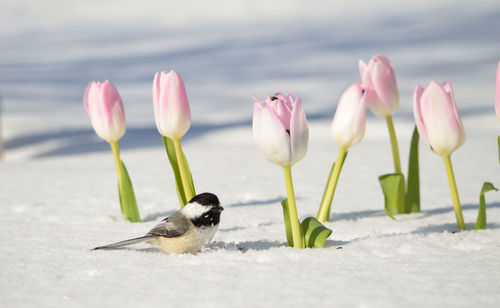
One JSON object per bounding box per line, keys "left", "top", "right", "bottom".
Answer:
{"left": 420, "top": 81, "right": 465, "bottom": 156}
{"left": 152, "top": 72, "right": 161, "bottom": 128}
{"left": 413, "top": 84, "right": 430, "bottom": 147}
{"left": 351, "top": 89, "right": 367, "bottom": 146}
{"left": 331, "top": 82, "right": 366, "bottom": 148}
{"left": 83, "top": 82, "right": 93, "bottom": 113}
{"left": 275, "top": 100, "right": 292, "bottom": 130}
{"left": 253, "top": 101, "right": 291, "bottom": 166}
{"left": 156, "top": 70, "right": 191, "bottom": 139}
{"left": 371, "top": 57, "right": 399, "bottom": 115}
{"left": 289, "top": 97, "right": 309, "bottom": 165}
{"left": 442, "top": 80, "right": 466, "bottom": 148}
{"left": 84, "top": 80, "right": 126, "bottom": 142}
{"left": 360, "top": 55, "right": 400, "bottom": 117}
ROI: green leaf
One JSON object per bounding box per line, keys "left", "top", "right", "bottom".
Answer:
{"left": 300, "top": 217, "right": 333, "bottom": 248}
{"left": 405, "top": 126, "right": 420, "bottom": 213}
{"left": 281, "top": 199, "right": 294, "bottom": 247}
{"left": 163, "top": 136, "right": 196, "bottom": 207}
{"left": 379, "top": 173, "right": 405, "bottom": 219}
{"left": 118, "top": 160, "right": 141, "bottom": 222}
{"left": 475, "top": 182, "right": 498, "bottom": 230}
{"left": 497, "top": 136, "right": 499, "bottom": 165}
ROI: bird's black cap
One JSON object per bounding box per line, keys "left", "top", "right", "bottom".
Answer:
{"left": 189, "top": 192, "right": 220, "bottom": 206}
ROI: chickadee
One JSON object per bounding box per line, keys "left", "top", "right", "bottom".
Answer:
{"left": 93, "top": 192, "right": 223, "bottom": 254}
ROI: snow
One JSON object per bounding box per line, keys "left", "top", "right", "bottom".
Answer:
{"left": 1, "top": 0, "right": 500, "bottom": 307}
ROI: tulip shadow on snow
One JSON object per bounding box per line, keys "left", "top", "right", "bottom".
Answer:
{"left": 206, "top": 239, "right": 346, "bottom": 252}
{"left": 411, "top": 222, "right": 500, "bottom": 235}
{"left": 4, "top": 119, "right": 251, "bottom": 159}
{"left": 4, "top": 105, "right": 343, "bottom": 159}
{"left": 329, "top": 202, "right": 500, "bottom": 223}
{"left": 205, "top": 240, "right": 285, "bottom": 252}
{"left": 408, "top": 202, "right": 500, "bottom": 234}
{"left": 416, "top": 202, "right": 500, "bottom": 217}
{"left": 3, "top": 101, "right": 497, "bottom": 159}
{"left": 229, "top": 196, "right": 285, "bottom": 207}
{"left": 330, "top": 209, "right": 386, "bottom": 221}
{"left": 141, "top": 209, "right": 177, "bottom": 222}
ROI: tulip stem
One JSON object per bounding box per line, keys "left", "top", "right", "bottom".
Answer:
{"left": 316, "top": 147, "right": 348, "bottom": 222}
{"left": 110, "top": 141, "right": 122, "bottom": 180}
{"left": 385, "top": 115, "right": 402, "bottom": 174}
{"left": 173, "top": 138, "right": 194, "bottom": 202}
{"left": 283, "top": 166, "right": 304, "bottom": 249}
{"left": 442, "top": 155, "right": 466, "bottom": 230}
{"left": 110, "top": 141, "right": 124, "bottom": 214}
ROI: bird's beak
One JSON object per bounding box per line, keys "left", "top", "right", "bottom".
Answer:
{"left": 215, "top": 206, "right": 224, "bottom": 212}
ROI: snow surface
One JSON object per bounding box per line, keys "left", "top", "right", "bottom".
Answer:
{"left": 1, "top": 0, "right": 500, "bottom": 307}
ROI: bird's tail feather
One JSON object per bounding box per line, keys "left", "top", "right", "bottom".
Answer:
{"left": 92, "top": 235, "right": 154, "bottom": 250}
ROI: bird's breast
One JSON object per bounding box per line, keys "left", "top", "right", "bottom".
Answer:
{"left": 153, "top": 225, "right": 219, "bottom": 254}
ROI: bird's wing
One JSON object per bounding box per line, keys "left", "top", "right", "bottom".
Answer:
{"left": 147, "top": 212, "right": 190, "bottom": 238}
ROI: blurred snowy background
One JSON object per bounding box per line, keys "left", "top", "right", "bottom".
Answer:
{"left": 1, "top": 0, "right": 499, "bottom": 160}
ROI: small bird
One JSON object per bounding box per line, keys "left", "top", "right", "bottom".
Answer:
{"left": 93, "top": 192, "right": 223, "bottom": 254}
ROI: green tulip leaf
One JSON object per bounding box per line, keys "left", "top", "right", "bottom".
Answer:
{"left": 475, "top": 182, "right": 498, "bottom": 230}
{"left": 163, "top": 136, "right": 196, "bottom": 207}
{"left": 405, "top": 126, "right": 420, "bottom": 213}
{"left": 497, "top": 136, "right": 499, "bottom": 164}
{"left": 281, "top": 199, "right": 294, "bottom": 247}
{"left": 300, "top": 217, "right": 332, "bottom": 248}
{"left": 379, "top": 173, "right": 405, "bottom": 219}
{"left": 118, "top": 160, "right": 141, "bottom": 222}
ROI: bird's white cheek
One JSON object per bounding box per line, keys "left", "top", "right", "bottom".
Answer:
{"left": 181, "top": 202, "right": 209, "bottom": 219}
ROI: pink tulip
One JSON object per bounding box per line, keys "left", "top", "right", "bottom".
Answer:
{"left": 413, "top": 80, "right": 465, "bottom": 157}
{"left": 252, "top": 93, "right": 309, "bottom": 167}
{"left": 359, "top": 54, "right": 399, "bottom": 117}
{"left": 496, "top": 61, "right": 500, "bottom": 120}
{"left": 152, "top": 70, "right": 191, "bottom": 140}
{"left": 84, "top": 80, "right": 126, "bottom": 142}
{"left": 331, "top": 82, "right": 367, "bottom": 148}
